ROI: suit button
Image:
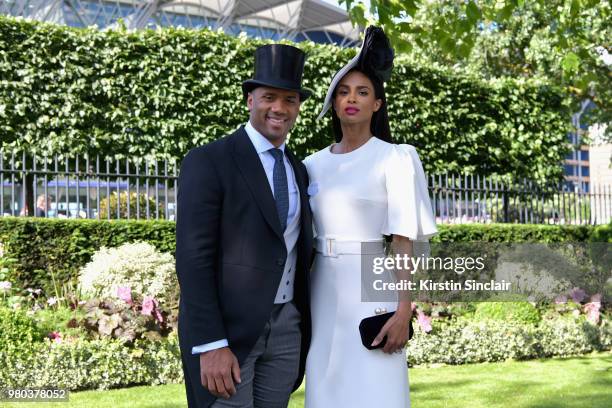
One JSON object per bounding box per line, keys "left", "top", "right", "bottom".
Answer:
{"left": 277, "top": 258, "right": 285, "bottom": 266}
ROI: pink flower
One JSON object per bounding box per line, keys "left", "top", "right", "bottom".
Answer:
{"left": 411, "top": 302, "right": 417, "bottom": 312}
{"left": 48, "top": 331, "right": 62, "bottom": 343}
{"left": 554, "top": 294, "right": 567, "bottom": 304}
{"left": 416, "top": 310, "right": 432, "bottom": 333}
{"left": 154, "top": 309, "right": 164, "bottom": 323}
{"left": 141, "top": 296, "right": 156, "bottom": 316}
{"left": 116, "top": 286, "right": 132, "bottom": 304}
{"left": 584, "top": 300, "right": 601, "bottom": 325}
{"left": 569, "top": 287, "right": 586, "bottom": 303}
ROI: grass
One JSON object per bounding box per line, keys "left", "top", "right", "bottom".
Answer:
{"left": 2, "top": 352, "right": 610, "bottom": 408}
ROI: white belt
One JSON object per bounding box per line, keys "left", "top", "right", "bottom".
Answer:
{"left": 314, "top": 237, "right": 384, "bottom": 258}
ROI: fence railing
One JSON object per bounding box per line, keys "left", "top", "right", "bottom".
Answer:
{"left": 1, "top": 151, "right": 610, "bottom": 225}
{"left": 0, "top": 151, "right": 178, "bottom": 221}
{"left": 428, "top": 173, "right": 611, "bottom": 225}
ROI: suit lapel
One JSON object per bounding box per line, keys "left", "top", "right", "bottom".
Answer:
{"left": 231, "top": 127, "right": 284, "bottom": 241}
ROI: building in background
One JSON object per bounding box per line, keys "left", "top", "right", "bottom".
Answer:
{"left": 563, "top": 100, "right": 609, "bottom": 194}
{"left": 0, "top": 0, "right": 360, "bottom": 46}
{"left": 587, "top": 123, "right": 611, "bottom": 224}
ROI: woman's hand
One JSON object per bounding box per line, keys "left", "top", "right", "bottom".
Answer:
{"left": 371, "top": 308, "right": 412, "bottom": 354}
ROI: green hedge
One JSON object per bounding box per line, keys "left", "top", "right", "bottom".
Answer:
{"left": 0, "top": 307, "right": 44, "bottom": 351}
{"left": 0, "top": 335, "right": 183, "bottom": 391}
{"left": 0, "top": 218, "right": 175, "bottom": 293}
{"left": 407, "top": 316, "right": 611, "bottom": 366}
{"left": 474, "top": 301, "right": 541, "bottom": 324}
{"left": 0, "top": 217, "right": 609, "bottom": 295}
{"left": 0, "top": 15, "right": 571, "bottom": 183}
{"left": 0, "top": 316, "right": 608, "bottom": 391}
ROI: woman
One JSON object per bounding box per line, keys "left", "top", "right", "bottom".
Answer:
{"left": 303, "top": 27, "right": 438, "bottom": 407}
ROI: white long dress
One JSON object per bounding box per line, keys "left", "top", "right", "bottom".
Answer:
{"left": 303, "top": 136, "right": 438, "bottom": 408}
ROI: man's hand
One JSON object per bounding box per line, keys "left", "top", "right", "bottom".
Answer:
{"left": 371, "top": 309, "right": 412, "bottom": 354}
{"left": 200, "top": 347, "right": 241, "bottom": 399}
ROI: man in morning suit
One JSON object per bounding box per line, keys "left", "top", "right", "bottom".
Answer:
{"left": 176, "top": 44, "right": 313, "bottom": 408}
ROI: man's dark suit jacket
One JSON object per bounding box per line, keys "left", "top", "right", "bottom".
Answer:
{"left": 175, "top": 126, "right": 313, "bottom": 408}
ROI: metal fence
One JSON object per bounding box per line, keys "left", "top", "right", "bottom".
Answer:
{"left": 1, "top": 151, "right": 611, "bottom": 225}
{"left": 0, "top": 152, "right": 178, "bottom": 221}
{"left": 428, "top": 173, "right": 611, "bottom": 225}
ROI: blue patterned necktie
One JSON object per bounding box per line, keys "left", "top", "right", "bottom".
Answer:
{"left": 269, "top": 148, "right": 289, "bottom": 231}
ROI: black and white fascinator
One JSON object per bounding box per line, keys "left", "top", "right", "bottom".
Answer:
{"left": 317, "top": 26, "right": 394, "bottom": 120}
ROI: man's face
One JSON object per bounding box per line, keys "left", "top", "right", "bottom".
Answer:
{"left": 247, "top": 87, "right": 301, "bottom": 146}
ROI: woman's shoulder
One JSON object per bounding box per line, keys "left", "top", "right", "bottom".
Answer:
{"left": 373, "top": 138, "right": 420, "bottom": 158}
{"left": 302, "top": 147, "right": 330, "bottom": 167}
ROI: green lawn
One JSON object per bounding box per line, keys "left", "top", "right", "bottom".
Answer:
{"left": 2, "top": 352, "right": 610, "bottom": 408}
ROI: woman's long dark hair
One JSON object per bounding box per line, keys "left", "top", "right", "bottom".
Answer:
{"left": 330, "top": 68, "right": 392, "bottom": 144}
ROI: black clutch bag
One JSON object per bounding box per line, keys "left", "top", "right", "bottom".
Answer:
{"left": 359, "top": 311, "right": 414, "bottom": 350}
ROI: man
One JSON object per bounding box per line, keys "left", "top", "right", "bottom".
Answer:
{"left": 35, "top": 194, "right": 52, "bottom": 217}
{"left": 176, "top": 44, "right": 313, "bottom": 408}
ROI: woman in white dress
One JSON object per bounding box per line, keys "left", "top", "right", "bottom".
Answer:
{"left": 303, "top": 27, "right": 438, "bottom": 407}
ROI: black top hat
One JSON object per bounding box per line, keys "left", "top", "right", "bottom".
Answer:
{"left": 242, "top": 44, "right": 312, "bottom": 101}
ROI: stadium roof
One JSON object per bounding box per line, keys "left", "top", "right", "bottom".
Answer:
{"left": 0, "top": 0, "right": 361, "bottom": 46}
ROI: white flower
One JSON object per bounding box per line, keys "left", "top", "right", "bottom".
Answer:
{"left": 47, "top": 297, "right": 58, "bottom": 306}
{"left": 0, "top": 281, "right": 11, "bottom": 291}
{"left": 77, "top": 241, "right": 178, "bottom": 307}
{"left": 0, "top": 242, "right": 4, "bottom": 258}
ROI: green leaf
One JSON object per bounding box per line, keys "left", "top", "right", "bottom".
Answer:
{"left": 497, "top": 4, "right": 516, "bottom": 21}
{"left": 466, "top": 1, "right": 482, "bottom": 23}
{"left": 348, "top": 3, "right": 367, "bottom": 26}
{"left": 561, "top": 52, "right": 581, "bottom": 74}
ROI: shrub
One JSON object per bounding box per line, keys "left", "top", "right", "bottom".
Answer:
{"left": 0, "top": 336, "right": 183, "bottom": 390}
{"left": 78, "top": 242, "right": 178, "bottom": 308}
{"left": 80, "top": 297, "right": 177, "bottom": 344}
{"left": 99, "top": 192, "right": 165, "bottom": 220}
{"left": 0, "top": 307, "right": 44, "bottom": 349}
{"left": 0, "top": 217, "right": 606, "bottom": 298}
{"left": 33, "top": 306, "right": 87, "bottom": 340}
{"left": 474, "top": 301, "right": 541, "bottom": 324}
{"left": 0, "top": 217, "right": 175, "bottom": 296}
{"left": 537, "top": 315, "right": 602, "bottom": 356}
{"left": 0, "top": 313, "right": 608, "bottom": 390}
{"left": 406, "top": 315, "right": 610, "bottom": 366}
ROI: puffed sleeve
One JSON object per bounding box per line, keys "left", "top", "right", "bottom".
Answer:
{"left": 381, "top": 144, "right": 438, "bottom": 243}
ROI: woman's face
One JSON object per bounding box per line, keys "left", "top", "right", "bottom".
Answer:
{"left": 332, "top": 70, "right": 382, "bottom": 127}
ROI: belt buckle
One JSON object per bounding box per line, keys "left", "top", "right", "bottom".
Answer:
{"left": 326, "top": 238, "right": 338, "bottom": 258}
